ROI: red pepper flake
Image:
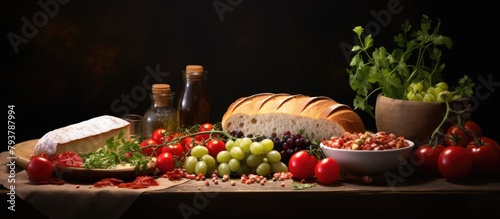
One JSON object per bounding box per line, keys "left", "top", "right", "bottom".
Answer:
{"left": 163, "top": 169, "right": 183, "bottom": 181}
{"left": 93, "top": 178, "right": 123, "bottom": 187}
{"left": 117, "top": 176, "right": 159, "bottom": 189}
{"left": 93, "top": 176, "right": 159, "bottom": 189}
{"left": 48, "top": 151, "right": 84, "bottom": 167}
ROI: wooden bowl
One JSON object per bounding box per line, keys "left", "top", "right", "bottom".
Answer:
{"left": 375, "top": 94, "right": 470, "bottom": 145}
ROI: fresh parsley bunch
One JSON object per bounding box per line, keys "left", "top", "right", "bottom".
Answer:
{"left": 347, "top": 14, "right": 474, "bottom": 117}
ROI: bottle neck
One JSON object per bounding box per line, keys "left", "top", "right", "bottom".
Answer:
{"left": 182, "top": 71, "right": 207, "bottom": 82}
{"left": 151, "top": 92, "right": 174, "bottom": 107}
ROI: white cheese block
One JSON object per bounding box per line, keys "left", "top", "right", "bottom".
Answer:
{"left": 34, "top": 115, "right": 131, "bottom": 156}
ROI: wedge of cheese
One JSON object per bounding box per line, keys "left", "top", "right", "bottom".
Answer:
{"left": 34, "top": 115, "right": 130, "bottom": 156}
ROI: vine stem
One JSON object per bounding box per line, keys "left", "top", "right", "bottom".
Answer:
{"left": 427, "top": 101, "right": 469, "bottom": 148}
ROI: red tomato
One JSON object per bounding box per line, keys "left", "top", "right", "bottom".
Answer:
{"left": 205, "top": 139, "right": 226, "bottom": 157}
{"left": 27, "top": 155, "right": 54, "bottom": 182}
{"left": 314, "top": 158, "right": 340, "bottom": 184}
{"left": 477, "top": 136, "right": 500, "bottom": 150}
{"left": 411, "top": 144, "right": 445, "bottom": 177}
{"left": 161, "top": 143, "right": 185, "bottom": 161}
{"left": 156, "top": 152, "right": 176, "bottom": 174}
{"left": 466, "top": 137, "right": 500, "bottom": 177}
{"left": 196, "top": 123, "right": 214, "bottom": 141}
{"left": 181, "top": 136, "right": 199, "bottom": 153}
{"left": 165, "top": 132, "right": 181, "bottom": 142}
{"left": 288, "top": 150, "right": 318, "bottom": 180}
{"left": 438, "top": 145, "right": 472, "bottom": 181}
{"left": 140, "top": 138, "right": 159, "bottom": 157}
{"left": 445, "top": 120, "right": 483, "bottom": 147}
{"left": 152, "top": 128, "right": 168, "bottom": 144}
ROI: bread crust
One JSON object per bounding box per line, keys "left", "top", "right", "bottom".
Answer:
{"left": 221, "top": 93, "right": 365, "bottom": 140}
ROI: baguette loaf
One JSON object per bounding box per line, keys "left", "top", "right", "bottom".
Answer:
{"left": 221, "top": 93, "right": 365, "bottom": 141}
{"left": 34, "top": 115, "right": 130, "bottom": 156}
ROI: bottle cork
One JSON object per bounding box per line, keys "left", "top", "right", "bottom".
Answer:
{"left": 152, "top": 84, "right": 170, "bottom": 94}
{"left": 152, "top": 84, "right": 171, "bottom": 106}
{"left": 186, "top": 65, "right": 204, "bottom": 74}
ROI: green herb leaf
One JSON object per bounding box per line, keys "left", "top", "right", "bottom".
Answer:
{"left": 293, "top": 182, "right": 316, "bottom": 190}
{"left": 80, "top": 130, "right": 151, "bottom": 172}
{"left": 346, "top": 14, "right": 472, "bottom": 116}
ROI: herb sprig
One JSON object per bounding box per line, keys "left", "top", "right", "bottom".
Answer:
{"left": 347, "top": 14, "right": 474, "bottom": 117}
{"left": 79, "top": 130, "right": 151, "bottom": 173}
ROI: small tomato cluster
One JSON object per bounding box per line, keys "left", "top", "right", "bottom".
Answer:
{"left": 140, "top": 123, "right": 224, "bottom": 175}
{"left": 288, "top": 149, "right": 341, "bottom": 185}
{"left": 412, "top": 120, "right": 500, "bottom": 180}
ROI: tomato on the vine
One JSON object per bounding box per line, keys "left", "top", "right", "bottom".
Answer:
{"left": 161, "top": 143, "right": 185, "bottom": 161}
{"left": 475, "top": 136, "right": 500, "bottom": 151}
{"left": 438, "top": 145, "right": 472, "bottom": 181}
{"left": 156, "top": 152, "right": 176, "bottom": 174}
{"left": 181, "top": 136, "right": 200, "bottom": 153}
{"left": 288, "top": 150, "right": 318, "bottom": 180}
{"left": 314, "top": 158, "right": 340, "bottom": 184}
{"left": 140, "top": 138, "right": 159, "bottom": 157}
{"left": 205, "top": 139, "right": 226, "bottom": 158}
{"left": 444, "top": 120, "right": 483, "bottom": 147}
{"left": 27, "top": 155, "right": 54, "bottom": 182}
{"left": 411, "top": 144, "right": 446, "bottom": 177}
{"left": 196, "top": 123, "right": 214, "bottom": 141}
{"left": 466, "top": 136, "right": 500, "bottom": 177}
{"left": 152, "top": 128, "right": 168, "bottom": 144}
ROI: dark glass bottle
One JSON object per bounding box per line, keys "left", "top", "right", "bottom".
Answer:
{"left": 142, "top": 84, "right": 179, "bottom": 139}
{"left": 178, "top": 65, "right": 211, "bottom": 128}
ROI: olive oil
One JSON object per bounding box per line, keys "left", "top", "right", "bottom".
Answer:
{"left": 142, "top": 84, "right": 179, "bottom": 139}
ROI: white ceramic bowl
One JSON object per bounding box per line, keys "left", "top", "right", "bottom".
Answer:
{"left": 320, "top": 140, "right": 415, "bottom": 176}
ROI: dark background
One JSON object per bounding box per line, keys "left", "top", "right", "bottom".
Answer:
{"left": 3, "top": 0, "right": 499, "bottom": 148}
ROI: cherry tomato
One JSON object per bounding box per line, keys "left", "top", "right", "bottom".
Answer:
{"left": 152, "top": 128, "right": 168, "bottom": 144}
{"left": 140, "top": 138, "right": 159, "bottom": 157}
{"left": 205, "top": 139, "right": 226, "bottom": 158}
{"left": 27, "top": 155, "right": 54, "bottom": 182}
{"left": 314, "top": 158, "right": 340, "bottom": 184}
{"left": 466, "top": 137, "right": 500, "bottom": 177}
{"left": 196, "top": 123, "right": 214, "bottom": 141}
{"left": 156, "top": 152, "right": 176, "bottom": 174}
{"left": 288, "top": 150, "right": 318, "bottom": 180}
{"left": 161, "top": 143, "right": 185, "bottom": 161}
{"left": 181, "top": 136, "right": 200, "bottom": 153}
{"left": 445, "top": 120, "right": 483, "bottom": 147}
{"left": 438, "top": 145, "right": 472, "bottom": 181}
{"left": 165, "top": 132, "right": 181, "bottom": 142}
{"left": 411, "top": 144, "right": 445, "bottom": 177}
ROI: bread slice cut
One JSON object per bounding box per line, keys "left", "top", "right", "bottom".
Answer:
{"left": 221, "top": 93, "right": 365, "bottom": 141}
{"left": 34, "top": 115, "right": 130, "bottom": 156}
